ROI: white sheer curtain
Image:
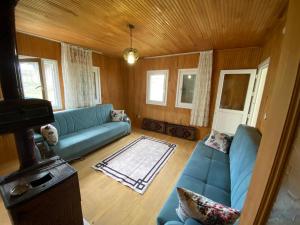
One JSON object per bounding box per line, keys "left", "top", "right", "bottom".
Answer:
{"left": 61, "top": 43, "right": 95, "bottom": 109}
{"left": 190, "top": 50, "right": 213, "bottom": 127}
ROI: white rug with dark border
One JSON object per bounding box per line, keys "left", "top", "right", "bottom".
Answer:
{"left": 93, "top": 136, "right": 176, "bottom": 194}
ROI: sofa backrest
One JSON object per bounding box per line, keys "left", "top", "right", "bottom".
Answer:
{"left": 229, "top": 125, "right": 261, "bottom": 211}
{"left": 53, "top": 104, "right": 113, "bottom": 137}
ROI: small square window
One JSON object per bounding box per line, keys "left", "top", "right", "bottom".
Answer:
{"left": 146, "top": 70, "right": 169, "bottom": 106}
{"left": 176, "top": 68, "right": 198, "bottom": 109}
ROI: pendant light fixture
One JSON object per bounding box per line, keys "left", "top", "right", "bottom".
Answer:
{"left": 123, "top": 24, "right": 139, "bottom": 65}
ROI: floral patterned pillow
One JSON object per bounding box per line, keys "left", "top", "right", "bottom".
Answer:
{"left": 111, "top": 110, "right": 125, "bottom": 122}
{"left": 176, "top": 187, "right": 240, "bottom": 225}
{"left": 204, "top": 130, "right": 232, "bottom": 153}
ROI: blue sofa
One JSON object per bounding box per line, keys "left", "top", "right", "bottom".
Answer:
{"left": 157, "top": 125, "right": 261, "bottom": 225}
{"left": 35, "top": 104, "right": 131, "bottom": 161}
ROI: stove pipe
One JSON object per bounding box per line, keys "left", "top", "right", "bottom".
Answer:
{"left": 0, "top": 0, "right": 38, "bottom": 169}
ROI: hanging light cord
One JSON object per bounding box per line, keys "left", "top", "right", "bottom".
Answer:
{"left": 130, "top": 27, "right": 132, "bottom": 48}
{"left": 128, "top": 24, "right": 134, "bottom": 49}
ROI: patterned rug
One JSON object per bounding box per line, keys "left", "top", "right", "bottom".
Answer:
{"left": 93, "top": 136, "right": 176, "bottom": 194}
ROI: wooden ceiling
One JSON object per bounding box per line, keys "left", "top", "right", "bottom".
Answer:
{"left": 15, "top": 0, "right": 287, "bottom": 57}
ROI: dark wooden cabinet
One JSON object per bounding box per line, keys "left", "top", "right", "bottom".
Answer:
{"left": 142, "top": 118, "right": 166, "bottom": 133}
{"left": 165, "top": 123, "right": 196, "bottom": 140}
{"left": 142, "top": 118, "right": 196, "bottom": 140}
{"left": 0, "top": 158, "right": 84, "bottom": 225}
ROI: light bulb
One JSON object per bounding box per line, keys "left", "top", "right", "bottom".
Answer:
{"left": 127, "top": 51, "right": 136, "bottom": 64}
{"left": 188, "top": 75, "right": 192, "bottom": 79}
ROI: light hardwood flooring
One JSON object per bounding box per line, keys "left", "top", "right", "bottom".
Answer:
{"left": 0, "top": 129, "right": 196, "bottom": 225}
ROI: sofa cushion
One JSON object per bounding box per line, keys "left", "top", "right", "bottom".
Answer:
{"left": 176, "top": 187, "right": 240, "bottom": 225}
{"left": 183, "top": 142, "right": 231, "bottom": 193}
{"left": 164, "top": 219, "right": 204, "bottom": 225}
{"left": 157, "top": 143, "right": 231, "bottom": 225}
{"left": 229, "top": 125, "right": 261, "bottom": 210}
{"left": 165, "top": 221, "right": 184, "bottom": 225}
{"left": 53, "top": 121, "right": 130, "bottom": 161}
{"left": 52, "top": 104, "right": 113, "bottom": 136}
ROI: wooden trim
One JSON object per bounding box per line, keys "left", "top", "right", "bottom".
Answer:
{"left": 17, "top": 31, "right": 103, "bottom": 55}
{"left": 19, "top": 58, "right": 46, "bottom": 99}
{"left": 144, "top": 51, "right": 202, "bottom": 59}
{"left": 255, "top": 62, "right": 300, "bottom": 224}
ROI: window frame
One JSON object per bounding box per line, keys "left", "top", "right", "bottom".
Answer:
{"left": 175, "top": 68, "right": 198, "bottom": 109}
{"left": 41, "top": 58, "right": 62, "bottom": 110}
{"left": 146, "top": 69, "right": 169, "bottom": 106}
{"left": 92, "top": 66, "right": 102, "bottom": 104}
{"left": 19, "top": 58, "right": 46, "bottom": 99}
{"left": 19, "top": 56, "right": 63, "bottom": 110}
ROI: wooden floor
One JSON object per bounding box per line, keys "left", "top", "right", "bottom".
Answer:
{"left": 0, "top": 129, "right": 196, "bottom": 225}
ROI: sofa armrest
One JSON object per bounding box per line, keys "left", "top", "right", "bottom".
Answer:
{"left": 184, "top": 218, "right": 203, "bottom": 225}
{"left": 164, "top": 218, "right": 203, "bottom": 225}
{"left": 123, "top": 114, "right": 131, "bottom": 125}
{"left": 165, "top": 221, "right": 184, "bottom": 225}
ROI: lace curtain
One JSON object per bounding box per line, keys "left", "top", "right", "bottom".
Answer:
{"left": 61, "top": 43, "right": 95, "bottom": 109}
{"left": 190, "top": 50, "right": 213, "bottom": 127}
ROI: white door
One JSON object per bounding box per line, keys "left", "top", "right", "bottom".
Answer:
{"left": 212, "top": 69, "right": 257, "bottom": 134}
{"left": 247, "top": 58, "right": 270, "bottom": 126}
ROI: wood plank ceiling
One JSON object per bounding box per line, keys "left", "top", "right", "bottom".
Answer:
{"left": 15, "top": 0, "right": 287, "bottom": 57}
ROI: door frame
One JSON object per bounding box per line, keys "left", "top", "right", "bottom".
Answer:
{"left": 252, "top": 63, "right": 300, "bottom": 225}
{"left": 212, "top": 69, "right": 257, "bottom": 134}
{"left": 248, "top": 58, "right": 270, "bottom": 126}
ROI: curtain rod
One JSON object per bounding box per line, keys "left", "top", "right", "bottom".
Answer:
{"left": 17, "top": 30, "right": 103, "bottom": 55}
{"left": 144, "top": 51, "right": 203, "bottom": 59}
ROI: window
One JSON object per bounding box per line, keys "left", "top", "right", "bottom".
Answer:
{"left": 42, "top": 59, "right": 62, "bottom": 110}
{"left": 146, "top": 70, "right": 169, "bottom": 106}
{"left": 19, "top": 57, "right": 62, "bottom": 110}
{"left": 176, "top": 68, "right": 197, "bottom": 109}
{"left": 92, "top": 66, "right": 102, "bottom": 104}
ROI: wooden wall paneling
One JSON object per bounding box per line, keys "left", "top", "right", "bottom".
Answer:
{"left": 0, "top": 134, "right": 19, "bottom": 175}
{"left": 127, "top": 55, "right": 196, "bottom": 130}
{"left": 16, "top": 32, "right": 65, "bottom": 109}
{"left": 126, "top": 47, "right": 262, "bottom": 139}
{"left": 255, "top": 23, "right": 285, "bottom": 132}
{"left": 0, "top": 85, "right": 3, "bottom": 100}
{"left": 92, "top": 53, "right": 126, "bottom": 109}
{"left": 239, "top": 0, "right": 300, "bottom": 223}
{"left": 15, "top": 0, "right": 287, "bottom": 57}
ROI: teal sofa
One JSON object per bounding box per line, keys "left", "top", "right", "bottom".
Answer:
{"left": 35, "top": 104, "right": 131, "bottom": 161}
{"left": 157, "top": 125, "right": 261, "bottom": 225}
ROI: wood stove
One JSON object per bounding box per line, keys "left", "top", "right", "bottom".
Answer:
{"left": 0, "top": 1, "right": 84, "bottom": 224}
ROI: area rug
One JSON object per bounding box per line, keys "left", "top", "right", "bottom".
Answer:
{"left": 93, "top": 136, "right": 176, "bottom": 194}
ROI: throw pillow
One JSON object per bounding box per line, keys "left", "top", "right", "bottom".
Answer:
{"left": 176, "top": 187, "right": 240, "bottom": 225}
{"left": 40, "top": 124, "right": 58, "bottom": 146}
{"left": 111, "top": 110, "right": 125, "bottom": 122}
{"left": 204, "top": 130, "right": 232, "bottom": 153}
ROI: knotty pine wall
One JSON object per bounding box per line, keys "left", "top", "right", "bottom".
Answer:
{"left": 125, "top": 47, "right": 262, "bottom": 139}
{"left": 256, "top": 24, "right": 285, "bottom": 132}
